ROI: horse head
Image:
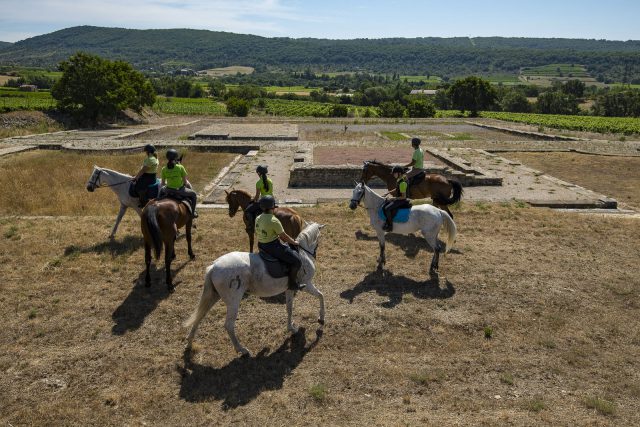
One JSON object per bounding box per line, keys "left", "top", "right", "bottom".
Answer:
{"left": 225, "top": 189, "right": 240, "bottom": 217}
{"left": 298, "top": 222, "right": 325, "bottom": 258}
{"left": 86, "top": 166, "right": 103, "bottom": 192}
{"left": 349, "top": 181, "right": 365, "bottom": 210}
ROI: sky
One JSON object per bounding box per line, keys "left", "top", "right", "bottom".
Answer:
{"left": 1, "top": 0, "right": 639, "bottom": 43}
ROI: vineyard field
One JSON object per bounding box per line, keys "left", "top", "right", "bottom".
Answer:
{"left": 481, "top": 111, "right": 640, "bottom": 135}
{"left": 261, "top": 98, "right": 377, "bottom": 117}
{"left": 0, "top": 87, "right": 55, "bottom": 112}
{"left": 152, "top": 97, "right": 227, "bottom": 115}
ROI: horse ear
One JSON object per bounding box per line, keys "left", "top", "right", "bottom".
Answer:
{"left": 304, "top": 220, "right": 310, "bottom": 226}
{"left": 319, "top": 224, "right": 326, "bottom": 229}
{"left": 224, "top": 189, "right": 229, "bottom": 195}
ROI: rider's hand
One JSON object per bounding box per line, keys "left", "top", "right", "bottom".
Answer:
{"left": 291, "top": 240, "right": 300, "bottom": 246}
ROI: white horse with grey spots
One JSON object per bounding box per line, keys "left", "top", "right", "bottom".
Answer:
{"left": 184, "top": 222, "right": 326, "bottom": 356}
{"left": 349, "top": 182, "right": 456, "bottom": 276}
{"left": 86, "top": 166, "right": 143, "bottom": 239}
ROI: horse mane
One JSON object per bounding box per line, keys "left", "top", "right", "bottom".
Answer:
{"left": 230, "top": 189, "right": 252, "bottom": 198}
{"left": 364, "top": 159, "right": 391, "bottom": 168}
{"left": 297, "top": 222, "right": 321, "bottom": 252}
{"left": 96, "top": 166, "right": 132, "bottom": 178}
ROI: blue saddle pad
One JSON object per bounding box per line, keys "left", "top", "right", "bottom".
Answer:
{"left": 378, "top": 207, "right": 411, "bottom": 223}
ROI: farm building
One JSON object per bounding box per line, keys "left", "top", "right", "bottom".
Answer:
{"left": 410, "top": 89, "right": 438, "bottom": 95}
{"left": 18, "top": 84, "right": 37, "bottom": 92}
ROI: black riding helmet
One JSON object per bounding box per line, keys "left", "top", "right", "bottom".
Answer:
{"left": 256, "top": 165, "right": 268, "bottom": 174}
{"left": 144, "top": 144, "right": 156, "bottom": 154}
{"left": 259, "top": 195, "right": 276, "bottom": 210}
{"left": 392, "top": 165, "right": 404, "bottom": 175}
{"left": 411, "top": 137, "right": 421, "bottom": 147}
{"left": 166, "top": 149, "right": 179, "bottom": 161}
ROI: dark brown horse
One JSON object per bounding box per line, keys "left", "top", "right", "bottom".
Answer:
{"left": 141, "top": 199, "right": 195, "bottom": 292}
{"left": 360, "top": 160, "right": 463, "bottom": 218}
{"left": 225, "top": 189, "right": 303, "bottom": 252}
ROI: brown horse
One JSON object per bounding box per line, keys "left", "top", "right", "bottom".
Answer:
{"left": 225, "top": 189, "right": 303, "bottom": 252}
{"left": 141, "top": 199, "right": 195, "bottom": 292}
{"left": 360, "top": 160, "right": 463, "bottom": 218}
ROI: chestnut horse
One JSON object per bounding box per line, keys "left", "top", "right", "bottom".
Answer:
{"left": 225, "top": 189, "right": 303, "bottom": 252}
{"left": 141, "top": 199, "right": 195, "bottom": 292}
{"left": 360, "top": 160, "right": 463, "bottom": 218}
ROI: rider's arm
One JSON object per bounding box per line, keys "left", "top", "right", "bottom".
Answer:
{"left": 254, "top": 187, "right": 260, "bottom": 202}
{"left": 278, "top": 232, "right": 299, "bottom": 246}
{"left": 404, "top": 159, "right": 415, "bottom": 168}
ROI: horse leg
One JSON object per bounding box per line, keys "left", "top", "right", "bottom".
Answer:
{"left": 375, "top": 229, "right": 386, "bottom": 269}
{"left": 285, "top": 290, "right": 299, "bottom": 334}
{"left": 224, "top": 301, "right": 249, "bottom": 356}
{"left": 249, "top": 231, "right": 255, "bottom": 253}
{"left": 302, "top": 282, "right": 325, "bottom": 326}
{"left": 185, "top": 274, "right": 219, "bottom": 347}
{"left": 110, "top": 204, "right": 127, "bottom": 239}
{"left": 165, "top": 238, "right": 175, "bottom": 293}
{"left": 144, "top": 241, "right": 152, "bottom": 287}
{"left": 186, "top": 219, "right": 195, "bottom": 260}
{"left": 422, "top": 229, "right": 440, "bottom": 277}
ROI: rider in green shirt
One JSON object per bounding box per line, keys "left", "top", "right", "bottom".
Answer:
{"left": 382, "top": 166, "right": 411, "bottom": 232}
{"left": 246, "top": 165, "right": 273, "bottom": 230}
{"left": 255, "top": 196, "right": 304, "bottom": 290}
{"left": 404, "top": 137, "right": 424, "bottom": 180}
{"left": 160, "top": 149, "right": 198, "bottom": 218}
{"left": 133, "top": 144, "right": 158, "bottom": 208}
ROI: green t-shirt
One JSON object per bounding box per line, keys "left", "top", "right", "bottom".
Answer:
{"left": 256, "top": 177, "right": 274, "bottom": 196}
{"left": 397, "top": 177, "right": 408, "bottom": 195}
{"left": 255, "top": 213, "right": 284, "bottom": 244}
{"left": 412, "top": 148, "right": 424, "bottom": 169}
{"left": 161, "top": 164, "right": 187, "bottom": 189}
{"left": 143, "top": 155, "right": 158, "bottom": 173}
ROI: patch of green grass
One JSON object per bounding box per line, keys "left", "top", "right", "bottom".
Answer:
{"left": 500, "top": 373, "right": 514, "bottom": 385}
{"left": 585, "top": 396, "right": 615, "bottom": 416}
{"left": 475, "top": 201, "right": 490, "bottom": 211}
{"left": 28, "top": 308, "right": 38, "bottom": 319}
{"left": 447, "top": 132, "right": 474, "bottom": 140}
{"left": 526, "top": 396, "right": 546, "bottom": 412}
{"left": 4, "top": 225, "right": 18, "bottom": 239}
{"left": 308, "top": 383, "right": 328, "bottom": 403}
{"left": 380, "top": 131, "right": 408, "bottom": 141}
{"left": 484, "top": 326, "right": 493, "bottom": 339}
{"left": 409, "top": 369, "right": 445, "bottom": 386}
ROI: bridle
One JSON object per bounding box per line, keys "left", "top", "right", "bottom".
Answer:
{"left": 299, "top": 244, "right": 317, "bottom": 259}
{"left": 350, "top": 182, "right": 365, "bottom": 206}
{"left": 88, "top": 168, "right": 132, "bottom": 190}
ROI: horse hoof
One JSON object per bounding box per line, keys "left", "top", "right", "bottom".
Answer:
{"left": 168, "top": 285, "right": 175, "bottom": 293}
{"left": 318, "top": 318, "right": 325, "bottom": 326}
{"left": 189, "top": 254, "right": 196, "bottom": 260}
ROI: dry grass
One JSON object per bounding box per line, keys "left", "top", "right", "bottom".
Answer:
{"left": 1, "top": 202, "right": 639, "bottom": 425}
{"left": 0, "top": 151, "right": 236, "bottom": 215}
{"left": 503, "top": 152, "right": 640, "bottom": 209}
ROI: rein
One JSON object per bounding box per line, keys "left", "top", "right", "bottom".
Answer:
{"left": 90, "top": 169, "right": 133, "bottom": 189}
{"left": 299, "top": 245, "right": 317, "bottom": 258}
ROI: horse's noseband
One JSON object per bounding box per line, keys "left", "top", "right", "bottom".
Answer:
{"left": 89, "top": 169, "right": 102, "bottom": 190}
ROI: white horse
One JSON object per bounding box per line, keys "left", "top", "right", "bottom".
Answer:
{"left": 86, "top": 166, "right": 141, "bottom": 239}
{"left": 184, "top": 222, "right": 326, "bottom": 356}
{"left": 349, "top": 182, "right": 456, "bottom": 276}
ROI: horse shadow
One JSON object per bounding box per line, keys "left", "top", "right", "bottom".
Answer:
{"left": 179, "top": 327, "right": 320, "bottom": 409}
{"left": 354, "top": 230, "right": 462, "bottom": 257}
{"left": 340, "top": 270, "right": 455, "bottom": 309}
{"left": 111, "top": 261, "right": 190, "bottom": 335}
{"left": 64, "top": 235, "right": 144, "bottom": 258}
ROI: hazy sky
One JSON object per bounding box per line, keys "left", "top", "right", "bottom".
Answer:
{"left": 1, "top": 0, "right": 638, "bottom": 43}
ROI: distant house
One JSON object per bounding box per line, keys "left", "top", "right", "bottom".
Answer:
{"left": 175, "top": 68, "right": 196, "bottom": 76}
{"left": 410, "top": 89, "right": 438, "bottom": 95}
{"left": 19, "top": 84, "right": 37, "bottom": 92}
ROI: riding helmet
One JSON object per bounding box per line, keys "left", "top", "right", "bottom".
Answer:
{"left": 166, "top": 149, "right": 179, "bottom": 161}
{"left": 259, "top": 195, "right": 276, "bottom": 210}
{"left": 411, "top": 137, "right": 421, "bottom": 147}
{"left": 256, "top": 165, "right": 268, "bottom": 175}
{"left": 144, "top": 144, "right": 156, "bottom": 154}
{"left": 392, "top": 165, "right": 405, "bottom": 175}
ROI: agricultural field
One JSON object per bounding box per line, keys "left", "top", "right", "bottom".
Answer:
{"left": 0, "top": 87, "right": 56, "bottom": 112}
{"left": 152, "top": 96, "right": 227, "bottom": 116}
{"left": 261, "top": 98, "right": 376, "bottom": 117}
{"left": 480, "top": 111, "right": 640, "bottom": 135}
{"left": 400, "top": 75, "right": 442, "bottom": 83}
{"left": 198, "top": 66, "right": 254, "bottom": 77}
{"left": 519, "top": 64, "right": 602, "bottom": 87}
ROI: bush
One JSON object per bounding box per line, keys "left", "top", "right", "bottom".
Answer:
{"left": 407, "top": 98, "right": 436, "bottom": 117}
{"left": 329, "top": 104, "right": 348, "bottom": 117}
{"left": 226, "top": 96, "right": 250, "bottom": 117}
{"left": 379, "top": 100, "right": 406, "bottom": 118}
{"left": 500, "top": 91, "right": 532, "bottom": 113}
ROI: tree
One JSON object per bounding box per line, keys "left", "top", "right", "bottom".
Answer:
{"left": 406, "top": 98, "right": 436, "bottom": 117}
{"left": 562, "top": 79, "right": 586, "bottom": 98}
{"left": 226, "top": 96, "right": 250, "bottom": 117}
{"left": 329, "top": 104, "right": 349, "bottom": 117}
{"left": 536, "top": 91, "right": 579, "bottom": 115}
{"left": 500, "top": 91, "right": 531, "bottom": 113}
{"left": 378, "top": 100, "right": 406, "bottom": 118}
{"left": 51, "top": 52, "right": 155, "bottom": 124}
{"left": 447, "top": 76, "right": 497, "bottom": 116}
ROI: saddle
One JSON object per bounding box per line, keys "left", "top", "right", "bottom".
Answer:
{"left": 378, "top": 207, "right": 412, "bottom": 223}
{"left": 408, "top": 171, "right": 426, "bottom": 188}
{"left": 159, "top": 189, "right": 195, "bottom": 215}
{"left": 129, "top": 179, "right": 160, "bottom": 199}
{"left": 259, "top": 250, "right": 290, "bottom": 278}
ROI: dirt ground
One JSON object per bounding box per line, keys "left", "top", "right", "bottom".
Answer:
{"left": 502, "top": 152, "right": 640, "bottom": 209}
{"left": 1, "top": 203, "right": 639, "bottom": 426}
{"left": 313, "top": 146, "right": 445, "bottom": 166}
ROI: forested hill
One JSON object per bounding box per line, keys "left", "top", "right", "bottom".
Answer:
{"left": 0, "top": 41, "right": 12, "bottom": 50}
{"left": 1, "top": 26, "right": 640, "bottom": 81}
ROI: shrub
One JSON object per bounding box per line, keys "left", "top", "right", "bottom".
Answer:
{"left": 407, "top": 98, "right": 436, "bottom": 117}
{"left": 329, "top": 104, "right": 348, "bottom": 117}
{"left": 379, "top": 100, "right": 406, "bottom": 118}
{"left": 226, "top": 96, "right": 250, "bottom": 117}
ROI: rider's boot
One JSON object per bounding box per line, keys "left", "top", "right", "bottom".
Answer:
{"left": 287, "top": 270, "right": 305, "bottom": 291}
{"left": 383, "top": 219, "right": 393, "bottom": 232}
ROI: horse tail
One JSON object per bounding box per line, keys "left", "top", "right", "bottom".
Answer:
{"left": 433, "top": 179, "right": 463, "bottom": 206}
{"left": 145, "top": 203, "right": 163, "bottom": 259}
{"left": 184, "top": 265, "right": 219, "bottom": 329}
{"left": 441, "top": 210, "right": 457, "bottom": 254}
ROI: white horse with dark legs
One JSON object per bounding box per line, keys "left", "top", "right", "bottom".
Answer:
{"left": 349, "top": 182, "right": 456, "bottom": 276}
{"left": 184, "top": 222, "right": 326, "bottom": 356}
{"left": 86, "top": 166, "right": 142, "bottom": 239}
